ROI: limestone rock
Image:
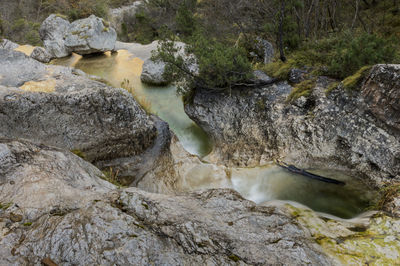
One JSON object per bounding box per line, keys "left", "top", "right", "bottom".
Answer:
{"left": 39, "top": 14, "right": 71, "bottom": 58}
{"left": 252, "top": 70, "right": 274, "bottom": 84}
{"left": 140, "top": 59, "right": 170, "bottom": 85}
{"left": 30, "top": 46, "right": 53, "bottom": 63}
{"left": 109, "top": 1, "right": 143, "bottom": 35}
{"left": 0, "top": 39, "right": 18, "bottom": 50}
{"left": 0, "top": 138, "right": 115, "bottom": 220}
{"left": 185, "top": 73, "right": 400, "bottom": 185}
{"left": 64, "top": 15, "right": 117, "bottom": 55}
{"left": 362, "top": 64, "right": 400, "bottom": 130}
{"left": 0, "top": 48, "right": 157, "bottom": 183}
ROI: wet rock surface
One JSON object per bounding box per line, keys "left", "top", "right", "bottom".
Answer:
{"left": 185, "top": 70, "right": 400, "bottom": 185}
{"left": 0, "top": 138, "right": 398, "bottom": 265}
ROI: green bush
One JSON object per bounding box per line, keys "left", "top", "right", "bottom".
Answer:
{"left": 153, "top": 31, "right": 253, "bottom": 94}
{"left": 327, "top": 33, "right": 397, "bottom": 79}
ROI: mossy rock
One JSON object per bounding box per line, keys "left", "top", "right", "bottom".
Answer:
{"left": 287, "top": 79, "right": 316, "bottom": 102}
{"left": 341, "top": 66, "right": 372, "bottom": 91}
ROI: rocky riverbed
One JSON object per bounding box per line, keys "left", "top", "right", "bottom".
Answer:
{"left": 0, "top": 15, "right": 400, "bottom": 264}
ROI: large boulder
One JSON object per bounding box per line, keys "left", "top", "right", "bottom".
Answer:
{"left": 0, "top": 49, "right": 157, "bottom": 184}
{"left": 185, "top": 72, "right": 400, "bottom": 185}
{"left": 64, "top": 15, "right": 117, "bottom": 55}
{"left": 140, "top": 59, "right": 170, "bottom": 85}
{"left": 39, "top": 14, "right": 71, "bottom": 58}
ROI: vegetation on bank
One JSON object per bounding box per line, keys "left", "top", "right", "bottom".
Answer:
{"left": 1, "top": 0, "right": 400, "bottom": 95}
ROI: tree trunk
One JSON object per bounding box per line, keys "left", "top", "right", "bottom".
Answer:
{"left": 278, "top": 0, "right": 286, "bottom": 62}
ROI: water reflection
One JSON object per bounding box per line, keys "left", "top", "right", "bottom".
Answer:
{"left": 231, "top": 164, "right": 377, "bottom": 219}
{"left": 52, "top": 50, "right": 212, "bottom": 157}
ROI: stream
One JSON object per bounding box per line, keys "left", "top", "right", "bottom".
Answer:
{"left": 51, "top": 47, "right": 377, "bottom": 219}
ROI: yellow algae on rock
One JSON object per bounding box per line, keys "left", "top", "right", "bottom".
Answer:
{"left": 286, "top": 204, "right": 400, "bottom": 265}
{"left": 19, "top": 79, "right": 56, "bottom": 93}
{"left": 14, "top": 45, "right": 35, "bottom": 56}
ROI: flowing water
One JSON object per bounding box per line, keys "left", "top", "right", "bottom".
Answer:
{"left": 52, "top": 48, "right": 377, "bottom": 219}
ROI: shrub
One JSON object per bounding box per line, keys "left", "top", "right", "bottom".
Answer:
{"left": 153, "top": 31, "right": 253, "bottom": 94}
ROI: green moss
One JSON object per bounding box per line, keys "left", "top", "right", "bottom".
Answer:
{"left": 325, "top": 81, "right": 340, "bottom": 95}
{"left": 23, "top": 222, "right": 32, "bottom": 226}
{"left": 102, "top": 27, "right": 109, "bottom": 32}
{"left": 341, "top": 66, "right": 372, "bottom": 91}
{"left": 260, "top": 59, "right": 296, "bottom": 80}
{"left": 71, "top": 149, "right": 86, "bottom": 160}
{"left": 256, "top": 99, "right": 265, "bottom": 110}
{"left": 70, "top": 30, "right": 83, "bottom": 35}
{"left": 228, "top": 254, "right": 241, "bottom": 262}
{"left": 287, "top": 79, "right": 316, "bottom": 102}
{"left": 0, "top": 202, "right": 12, "bottom": 210}
{"left": 55, "top": 13, "right": 68, "bottom": 20}
{"left": 102, "top": 19, "right": 110, "bottom": 28}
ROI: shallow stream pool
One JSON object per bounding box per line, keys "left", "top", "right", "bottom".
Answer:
{"left": 52, "top": 48, "right": 377, "bottom": 219}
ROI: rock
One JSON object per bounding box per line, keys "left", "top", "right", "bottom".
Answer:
{"left": 185, "top": 73, "right": 400, "bottom": 185}
{"left": 30, "top": 46, "right": 53, "bottom": 63}
{"left": 362, "top": 64, "right": 400, "bottom": 130}
{"left": 64, "top": 15, "right": 117, "bottom": 55}
{"left": 140, "top": 59, "right": 170, "bottom": 85}
{"left": 0, "top": 39, "right": 18, "bottom": 50}
{"left": 252, "top": 70, "right": 274, "bottom": 84}
{"left": 0, "top": 48, "right": 47, "bottom": 87}
{"left": 0, "top": 138, "right": 115, "bottom": 220}
{"left": 0, "top": 139, "right": 399, "bottom": 265}
{"left": 109, "top": 1, "right": 143, "bottom": 36}
{"left": 289, "top": 68, "right": 309, "bottom": 84}
{"left": 39, "top": 14, "right": 71, "bottom": 58}
{"left": 254, "top": 37, "right": 274, "bottom": 64}
{"left": 0, "top": 48, "right": 157, "bottom": 184}
{"left": 140, "top": 42, "right": 198, "bottom": 85}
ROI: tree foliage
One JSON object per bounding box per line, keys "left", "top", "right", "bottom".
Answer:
{"left": 152, "top": 31, "right": 253, "bottom": 94}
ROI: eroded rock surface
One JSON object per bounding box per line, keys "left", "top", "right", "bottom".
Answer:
{"left": 1, "top": 139, "right": 398, "bottom": 265}
{"left": 30, "top": 46, "right": 53, "bottom": 63}
{"left": 185, "top": 72, "right": 400, "bottom": 185}
{"left": 0, "top": 39, "right": 18, "bottom": 50}
{"left": 39, "top": 14, "right": 71, "bottom": 58}
{"left": 0, "top": 48, "right": 157, "bottom": 184}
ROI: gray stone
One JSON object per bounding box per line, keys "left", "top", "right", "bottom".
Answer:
{"left": 0, "top": 39, "right": 18, "bottom": 50}
{"left": 30, "top": 46, "right": 53, "bottom": 63}
{"left": 185, "top": 72, "right": 400, "bottom": 185}
{"left": 64, "top": 15, "right": 117, "bottom": 55}
{"left": 254, "top": 37, "right": 274, "bottom": 64}
{"left": 140, "top": 59, "right": 170, "bottom": 85}
{"left": 252, "top": 70, "right": 274, "bottom": 84}
{"left": 109, "top": 1, "right": 143, "bottom": 35}
{"left": 362, "top": 64, "right": 400, "bottom": 130}
{"left": 39, "top": 14, "right": 71, "bottom": 58}
{"left": 0, "top": 48, "right": 157, "bottom": 184}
